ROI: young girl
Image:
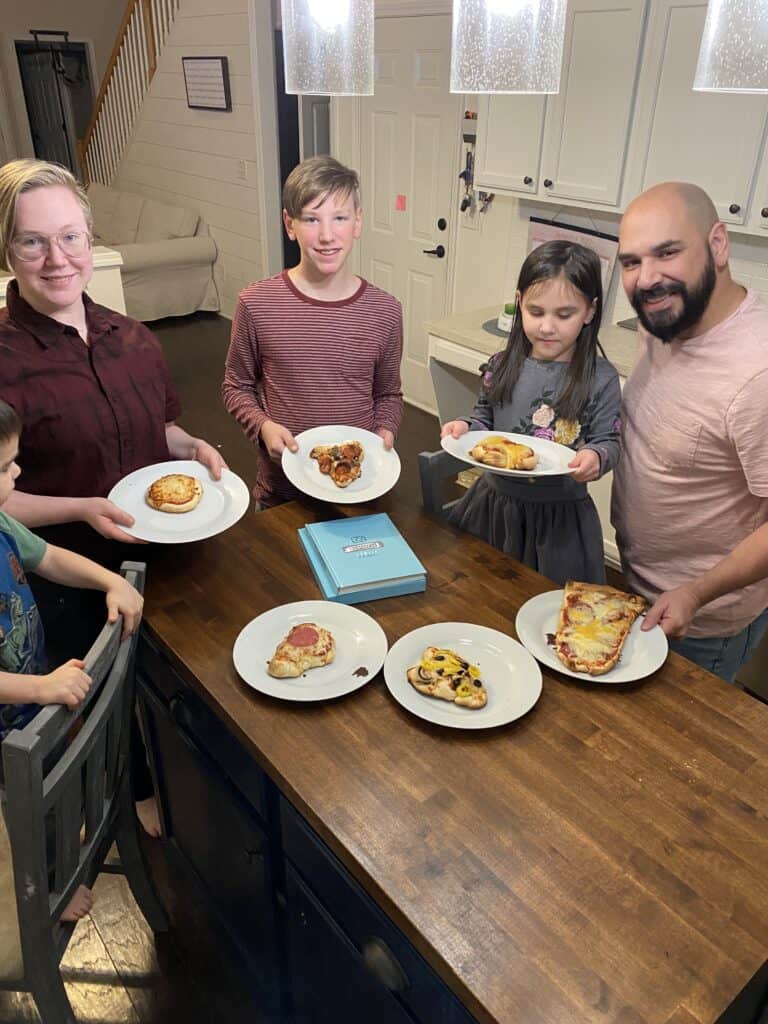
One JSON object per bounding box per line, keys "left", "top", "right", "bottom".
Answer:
{"left": 441, "top": 240, "right": 621, "bottom": 585}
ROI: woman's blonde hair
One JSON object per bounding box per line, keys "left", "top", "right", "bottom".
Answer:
{"left": 0, "top": 159, "right": 92, "bottom": 272}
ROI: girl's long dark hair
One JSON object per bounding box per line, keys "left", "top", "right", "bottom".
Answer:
{"left": 486, "top": 240, "right": 605, "bottom": 422}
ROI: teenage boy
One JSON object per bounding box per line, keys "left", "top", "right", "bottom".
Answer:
{"left": 0, "top": 399, "right": 143, "bottom": 940}
{"left": 222, "top": 155, "right": 404, "bottom": 507}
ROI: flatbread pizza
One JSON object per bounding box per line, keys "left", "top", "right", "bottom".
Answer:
{"left": 146, "top": 473, "right": 203, "bottom": 513}
{"left": 267, "top": 622, "right": 335, "bottom": 678}
{"left": 309, "top": 441, "right": 364, "bottom": 488}
{"left": 555, "top": 581, "right": 647, "bottom": 676}
{"left": 407, "top": 646, "right": 488, "bottom": 709}
{"left": 469, "top": 435, "right": 538, "bottom": 471}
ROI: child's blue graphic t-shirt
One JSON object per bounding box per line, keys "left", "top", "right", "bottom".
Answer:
{"left": 0, "top": 511, "right": 47, "bottom": 742}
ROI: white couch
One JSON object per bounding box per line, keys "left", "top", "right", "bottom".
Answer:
{"left": 87, "top": 183, "right": 219, "bottom": 322}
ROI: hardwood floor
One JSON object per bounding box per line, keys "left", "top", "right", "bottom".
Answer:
{"left": 0, "top": 311, "right": 444, "bottom": 1024}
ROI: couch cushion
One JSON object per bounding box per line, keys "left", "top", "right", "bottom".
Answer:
{"left": 110, "top": 192, "right": 144, "bottom": 244}
{"left": 136, "top": 199, "right": 199, "bottom": 243}
{"left": 87, "top": 182, "right": 119, "bottom": 242}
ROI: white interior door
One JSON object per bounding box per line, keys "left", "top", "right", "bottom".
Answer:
{"left": 358, "top": 15, "right": 461, "bottom": 413}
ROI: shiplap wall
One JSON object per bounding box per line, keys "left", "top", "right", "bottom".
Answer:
{"left": 113, "top": 0, "right": 266, "bottom": 318}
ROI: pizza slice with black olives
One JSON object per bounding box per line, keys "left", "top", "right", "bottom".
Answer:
{"left": 406, "top": 646, "right": 488, "bottom": 709}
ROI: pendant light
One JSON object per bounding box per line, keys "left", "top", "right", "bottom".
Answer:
{"left": 450, "top": 0, "right": 568, "bottom": 94}
{"left": 281, "top": 0, "right": 374, "bottom": 96}
{"left": 694, "top": 0, "right": 768, "bottom": 92}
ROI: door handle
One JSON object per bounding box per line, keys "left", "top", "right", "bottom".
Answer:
{"left": 422, "top": 245, "right": 445, "bottom": 258}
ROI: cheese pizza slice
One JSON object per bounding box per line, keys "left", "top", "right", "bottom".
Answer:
{"left": 469, "top": 436, "right": 538, "bottom": 471}
{"left": 309, "top": 441, "right": 365, "bottom": 488}
{"left": 267, "top": 622, "right": 335, "bottom": 678}
{"left": 555, "top": 581, "right": 647, "bottom": 676}
{"left": 407, "top": 646, "right": 488, "bottom": 709}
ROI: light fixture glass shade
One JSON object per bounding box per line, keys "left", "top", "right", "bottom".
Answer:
{"left": 450, "top": 0, "right": 567, "bottom": 94}
{"left": 281, "top": 0, "right": 374, "bottom": 96}
{"left": 694, "top": 0, "right": 768, "bottom": 93}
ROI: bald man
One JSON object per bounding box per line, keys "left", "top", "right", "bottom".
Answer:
{"left": 612, "top": 181, "right": 768, "bottom": 683}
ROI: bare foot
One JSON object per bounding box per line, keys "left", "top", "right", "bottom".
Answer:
{"left": 60, "top": 884, "right": 94, "bottom": 922}
{"left": 135, "top": 796, "right": 162, "bottom": 838}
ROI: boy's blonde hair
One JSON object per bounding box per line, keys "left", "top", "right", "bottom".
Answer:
{"left": 282, "top": 156, "right": 360, "bottom": 218}
{"left": 0, "top": 159, "right": 92, "bottom": 272}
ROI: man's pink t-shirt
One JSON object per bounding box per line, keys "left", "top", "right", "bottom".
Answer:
{"left": 612, "top": 289, "right": 768, "bottom": 638}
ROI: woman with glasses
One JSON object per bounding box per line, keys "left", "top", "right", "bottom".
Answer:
{"left": 0, "top": 158, "right": 224, "bottom": 836}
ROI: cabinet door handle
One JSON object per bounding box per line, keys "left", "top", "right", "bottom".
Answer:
{"left": 523, "top": 175, "right": 533, "bottom": 185}
{"left": 762, "top": 207, "right": 768, "bottom": 218}
{"left": 729, "top": 202, "right": 741, "bottom": 214}
{"left": 361, "top": 937, "right": 409, "bottom": 993}
{"left": 543, "top": 178, "right": 553, "bottom": 188}
{"left": 422, "top": 245, "right": 445, "bottom": 257}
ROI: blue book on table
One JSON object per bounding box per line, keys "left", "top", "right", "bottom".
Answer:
{"left": 298, "top": 514, "right": 427, "bottom": 603}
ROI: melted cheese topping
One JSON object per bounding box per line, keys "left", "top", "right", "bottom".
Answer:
{"left": 421, "top": 648, "right": 481, "bottom": 679}
{"left": 561, "top": 594, "right": 636, "bottom": 661}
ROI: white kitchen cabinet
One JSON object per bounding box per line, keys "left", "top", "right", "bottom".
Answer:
{"left": 623, "top": 0, "right": 768, "bottom": 225}
{"left": 474, "top": 0, "right": 646, "bottom": 207}
{"left": 745, "top": 144, "right": 768, "bottom": 233}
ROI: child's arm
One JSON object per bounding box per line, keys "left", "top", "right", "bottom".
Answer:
{"left": 222, "top": 297, "right": 270, "bottom": 443}
{"left": 35, "top": 546, "right": 143, "bottom": 638}
{"left": 2, "top": 490, "right": 140, "bottom": 542}
{"left": 372, "top": 312, "right": 404, "bottom": 447}
{"left": 0, "top": 659, "right": 91, "bottom": 709}
{"left": 570, "top": 370, "right": 622, "bottom": 482}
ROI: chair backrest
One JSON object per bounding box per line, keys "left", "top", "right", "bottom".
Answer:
{"left": 1, "top": 562, "right": 145, "bottom": 969}
{"left": 418, "top": 449, "right": 466, "bottom": 519}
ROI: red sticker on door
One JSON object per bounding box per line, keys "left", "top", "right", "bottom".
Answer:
{"left": 395, "top": 194, "right": 406, "bottom": 211}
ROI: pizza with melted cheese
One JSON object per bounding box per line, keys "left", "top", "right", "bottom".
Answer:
{"left": 267, "top": 622, "right": 335, "bottom": 678}
{"left": 469, "top": 435, "right": 538, "bottom": 472}
{"left": 407, "top": 646, "right": 488, "bottom": 709}
{"left": 555, "top": 581, "right": 647, "bottom": 676}
{"left": 146, "top": 473, "right": 203, "bottom": 513}
{"left": 310, "top": 441, "right": 364, "bottom": 488}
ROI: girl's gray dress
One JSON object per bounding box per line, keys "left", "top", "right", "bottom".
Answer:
{"left": 447, "top": 354, "right": 622, "bottom": 585}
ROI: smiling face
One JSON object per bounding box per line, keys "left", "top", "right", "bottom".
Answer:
{"left": 283, "top": 188, "right": 362, "bottom": 281}
{"left": 9, "top": 184, "right": 93, "bottom": 320}
{"left": 519, "top": 274, "right": 596, "bottom": 362}
{"left": 0, "top": 435, "right": 21, "bottom": 507}
{"left": 618, "top": 195, "right": 720, "bottom": 342}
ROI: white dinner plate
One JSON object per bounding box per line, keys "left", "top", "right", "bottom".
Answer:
{"left": 441, "top": 430, "right": 576, "bottom": 477}
{"left": 515, "top": 590, "right": 669, "bottom": 684}
{"left": 107, "top": 460, "right": 250, "bottom": 543}
{"left": 282, "top": 425, "right": 401, "bottom": 504}
{"left": 233, "top": 600, "right": 388, "bottom": 702}
{"left": 383, "top": 622, "right": 542, "bottom": 730}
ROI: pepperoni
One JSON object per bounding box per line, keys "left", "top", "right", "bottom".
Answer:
{"left": 288, "top": 624, "right": 320, "bottom": 647}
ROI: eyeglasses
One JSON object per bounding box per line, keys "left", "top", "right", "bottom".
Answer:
{"left": 10, "top": 230, "right": 92, "bottom": 262}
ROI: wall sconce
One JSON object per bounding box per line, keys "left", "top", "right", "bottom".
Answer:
{"left": 450, "top": 0, "right": 567, "bottom": 94}
{"left": 281, "top": 0, "right": 374, "bottom": 95}
{"left": 694, "top": 0, "right": 768, "bottom": 92}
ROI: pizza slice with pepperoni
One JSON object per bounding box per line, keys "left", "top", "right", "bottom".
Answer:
{"left": 555, "top": 581, "right": 647, "bottom": 676}
{"left": 309, "top": 441, "right": 364, "bottom": 488}
{"left": 267, "top": 622, "right": 335, "bottom": 678}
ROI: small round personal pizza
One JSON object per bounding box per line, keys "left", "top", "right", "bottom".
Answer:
{"left": 145, "top": 473, "right": 203, "bottom": 514}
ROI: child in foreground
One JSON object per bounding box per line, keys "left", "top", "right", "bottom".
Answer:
{"left": 222, "top": 155, "right": 404, "bottom": 507}
{"left": 0, "top": 400, "right": 143, "bottom": 945}
{"left": 441, "top": 240, "right": 621, "bottom": 584}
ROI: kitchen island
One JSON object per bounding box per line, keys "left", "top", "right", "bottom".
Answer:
{"left": 137, "top": 497, "right": 768, "bottom": 1024}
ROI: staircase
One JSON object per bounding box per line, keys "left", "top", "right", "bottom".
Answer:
{"left": 80, "top": 0, "right": 180, "bottom": 186}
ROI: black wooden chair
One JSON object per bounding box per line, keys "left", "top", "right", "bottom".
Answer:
{"left": 417, "top": 449, "right": 467, "bottom": 520}
{"left": 0, "top": 561, "right": 167, "bottom": 1024}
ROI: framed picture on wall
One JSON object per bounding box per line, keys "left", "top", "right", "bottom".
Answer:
{"left": 182, "top": 56, "right": 232, "bottom": 111}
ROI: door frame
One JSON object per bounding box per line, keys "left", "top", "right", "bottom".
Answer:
{"left": 329, "top": 6, "right": 463, "bottom": 323}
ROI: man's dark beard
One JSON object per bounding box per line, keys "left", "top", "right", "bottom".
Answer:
{"left": 630, "top": 251, "right": 716, "bottom": 343}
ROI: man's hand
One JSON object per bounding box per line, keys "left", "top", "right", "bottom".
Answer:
{"left": 642, "top": 583, "right": 702, "bottom": 636}
{"left": 440, "top": 420, "right": 470, "bottom": 440}
{"left": 105, "top": 576, "right": 144, "bottom": 638}
{"left": 193, "top": 440, "right": 227, "bottom": 481}
{"left": 375, "top": 427, "right": 395, "bottom": 450}
{"left": 80, "top": 497, "right": 144, "bottom": 544}
{"left": 260, "top": 420, "right": 298, "bottom": 462}
{"left": 568, "top": 448, "right": 601, "bottom": 483}
{"left": 36, "top": 659, "right": 92, "bottom": 708}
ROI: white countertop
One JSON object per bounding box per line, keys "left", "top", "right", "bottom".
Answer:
{"left": 426, "top": 305, "right": 638, "bottom": 378}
